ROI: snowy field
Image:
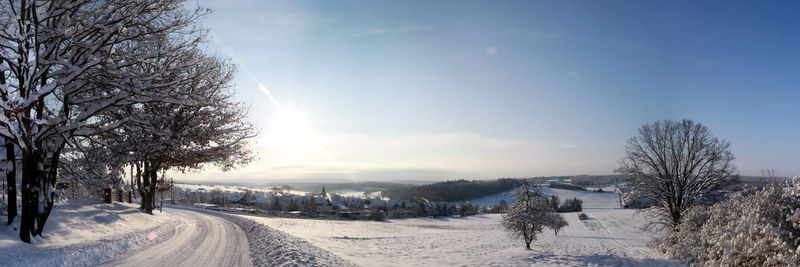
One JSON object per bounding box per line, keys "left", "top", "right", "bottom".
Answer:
{"left": 240, "top": 188, "right": 681, "bottom": 266}
{"left": 471, "top": 186, "right": 620, "bottom": 208}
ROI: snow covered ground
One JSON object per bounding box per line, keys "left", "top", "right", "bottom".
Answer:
{"left": 0, "top": 200, "right": 253, "bottom": 266}
{"left": 0, "top": 200, "right": 352, "bottom": 266}
{"left": 240, "top": 187, "right": 681, "bottom": 266}
{"left": 0, "top": 200, "right": 178, "bottom": 266}
{"left": 0, "top": 186, "right": 682, "bottom": 266}
{"left": 105, "top": 208, "right": 252, "bottom": 267}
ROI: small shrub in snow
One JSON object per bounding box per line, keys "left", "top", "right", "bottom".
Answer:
{"left": 368, "top": 209, "right": 387, "bottom": 221}
{"left": 577, "top": 213, "right": 588, "bottom": 220}
{"left": 653, "top": 178, "right": 800, "bottom": 266}
{"left": 496, "top": 199, "right": 508, "bottom": 213}
{"left": 558, "top": 197, "right": 583, "bottom": 212}
{"left": 547, "top": 214, "right": 569, "bottom": 235}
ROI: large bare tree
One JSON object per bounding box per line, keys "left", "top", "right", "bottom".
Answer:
{"left": 616, "top": 119, "right": 738, "bottom": 230}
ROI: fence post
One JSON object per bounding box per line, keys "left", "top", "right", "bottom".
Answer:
{"left": 128, "top": 191, "right": 133, "bottom": 203}
{"left": 104, "top": 188, "right": 112, "bottom": 204}
{"left": 118, "top": 189, "right": 124, "bottom": 202}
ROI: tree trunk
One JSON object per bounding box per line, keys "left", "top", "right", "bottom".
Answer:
{"left": 5, "top": 138, "right": 16, "bottom": 225}
{"left": 136, "top": 162, "right": 146, "bottom": 210}
{"left": 145, "top": 162, "right": 159, "bottom": 215}
{"left": 19, "top": 150, "right": 43, "bottom": 243}
{"left": 141, "top": 161, "right": 151, "bottom": 213}
{"left": 35, "top": 147, "right": 62, "bottom": 236}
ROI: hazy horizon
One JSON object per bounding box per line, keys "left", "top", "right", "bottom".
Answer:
{"left": 172, "top": 0, "right": 800, "bottom": 182}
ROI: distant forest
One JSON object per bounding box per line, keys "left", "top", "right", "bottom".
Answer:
{"left": 569, "top": 175, "right": 624, "bottom": 187}
{"left": 381, "top": 178, "right": 524, "bottom": 202}
{"left": 380, "top": 175, "right": 637, "bottom": 202}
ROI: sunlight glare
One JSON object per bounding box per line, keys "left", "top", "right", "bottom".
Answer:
{"left": 265, "top": 102, "right": 332, "bottom": 162}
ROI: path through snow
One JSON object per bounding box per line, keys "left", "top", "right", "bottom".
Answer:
{"left": 101, "top": 208, "right": 252, "bottom": 267}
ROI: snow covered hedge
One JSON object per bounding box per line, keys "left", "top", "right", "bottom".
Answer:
{"left": 653, "top": 178, "right": 800, "bottom": 266}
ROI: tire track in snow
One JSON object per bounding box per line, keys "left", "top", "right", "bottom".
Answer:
{"left": 103, "top": 209, "right": 252, "bottom": 267}
{"left": 579, "top": 212, "right": 664, "bottom": 264}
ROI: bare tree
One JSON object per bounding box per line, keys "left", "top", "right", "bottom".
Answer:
{"left": 616, "top": 119, "right": 738, "bottom": 230}
{"left": 547, "top": 215, "right": 568, "bottom": 236}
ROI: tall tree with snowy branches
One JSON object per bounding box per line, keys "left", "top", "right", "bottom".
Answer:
{"left": 0, "top": 0, "right": 226, "bottom": 242}
{"left": 96, "top": 49, "right": 255, "bottom": 214}
{"left": 616, "top": 119, "right": 738, "bottom": 230}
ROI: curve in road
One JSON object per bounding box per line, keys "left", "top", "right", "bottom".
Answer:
{"left": 104, "top": 208, "right": 252, "bottom": 267}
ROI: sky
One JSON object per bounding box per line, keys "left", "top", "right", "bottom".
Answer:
{"left": 173, "top": 0, "right": 800, "bottom": 182}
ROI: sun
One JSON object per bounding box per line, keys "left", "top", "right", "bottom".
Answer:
{"left": 268, "top": 103, "right": 312, "bottom": 149}
{"left": 264, "top": 102, "right": 328, "bottom": 161}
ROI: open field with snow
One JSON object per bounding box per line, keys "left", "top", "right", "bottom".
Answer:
{"left": 240, "top": 188, "right": 681, "bottom": 266}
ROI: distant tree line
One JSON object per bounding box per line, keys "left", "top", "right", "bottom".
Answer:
{"left": 382, "top": 178, "right": 524, "bottom": 202}
{"left": 547, "top": 182, "right": 587, "bottom": 191}
{"left": 569, "top": 175, "right": 628, "bottom": 187}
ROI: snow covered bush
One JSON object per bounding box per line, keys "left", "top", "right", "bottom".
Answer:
{"left": 547, "top": 214, "right": 569, "bottom": 235}
{"left": 653, "top": 178, "right": 800, "bottom": 266}
{"left": 502, "top": 184, "right": 566, "bottom": 249}
{"left": 558, "top": 197, "right": 583, "bottom": 212}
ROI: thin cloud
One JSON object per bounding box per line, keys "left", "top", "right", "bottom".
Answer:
{"left": 351, "top": 25, "right": 432, "bottom": 37}
{"left": 559, "top": 144, "right": 581, "bottom": 149}
{"left": 169, "top": 132, "right": 595, "bottom": 181}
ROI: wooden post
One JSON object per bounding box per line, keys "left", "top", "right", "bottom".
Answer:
{"left": 104, "top": 188, "right": 112, "bottom": 204}
{"left": 118, "top": 189, "right": 124, "bottom": 202}
{"left": 128, "top": 191, "right": 133, "bottom": 203}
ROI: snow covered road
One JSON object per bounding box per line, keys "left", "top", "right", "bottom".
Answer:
{"left": 103, "top": 208, "right": 252, "bottom": 267}
{"left": 2, "top": 202, "right": 355, "bottom": 266}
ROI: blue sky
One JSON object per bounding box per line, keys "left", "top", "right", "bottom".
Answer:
{"left": 176, "top": 0, "right": 800, "bottom": 182}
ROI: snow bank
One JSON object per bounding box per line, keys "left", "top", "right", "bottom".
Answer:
{"left": 0, "top": 200, "right": 178, "bottom": 266}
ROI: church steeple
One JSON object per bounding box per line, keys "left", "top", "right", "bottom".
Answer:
{"left": 322, "top": 185, "right": 326, "bottom": 195}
